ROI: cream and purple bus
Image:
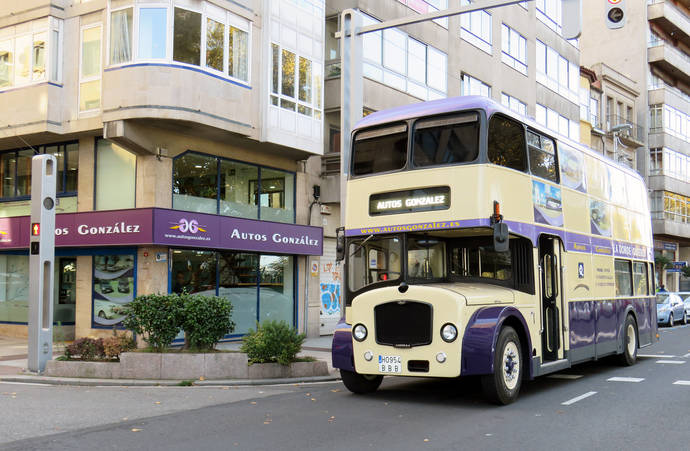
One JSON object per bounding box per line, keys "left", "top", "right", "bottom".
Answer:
{"left": 332, "top": 96, "right": 657, "bottom": 404}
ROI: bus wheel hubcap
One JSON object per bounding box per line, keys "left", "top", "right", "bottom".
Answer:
{"left": 503, "top": 342, "right": 519, "bottom": 390}
{"left": 626, "top": 324, "right": 635, "bottom": 356}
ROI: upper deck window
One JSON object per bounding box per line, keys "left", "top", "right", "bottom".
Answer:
{"left": 527, "top": 130, "right": 558, "bottom": 182}
{"left": 352, "top": 124, "right": 407, "bottom": 176}
{"left": 488, "top": 115, "right": 527, "bottom": 172}
{"left": 412, "top": 114, "right": 479, "bottom": 167}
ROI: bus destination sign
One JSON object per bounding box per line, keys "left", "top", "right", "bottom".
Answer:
{"left": 369, "top": 186, "right": 450, "bottom": 216}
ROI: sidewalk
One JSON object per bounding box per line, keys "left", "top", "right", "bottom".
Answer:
{"left": 0, "top": 335, "right": 337, "bottom": 384}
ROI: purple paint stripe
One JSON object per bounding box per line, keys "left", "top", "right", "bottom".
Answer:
{"left": 346, "top": 218, "right": 650, "bottom": 260}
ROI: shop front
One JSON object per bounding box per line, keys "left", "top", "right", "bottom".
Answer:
{"left": 0, "top": 208, "right": 322, "bottom": 338}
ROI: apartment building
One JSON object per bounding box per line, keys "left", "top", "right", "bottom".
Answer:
{"left": 581, "top": 0, "right": 690, "bottom": 290}
{"left": 314, "top": 0, "right": 582, "bottom": 332}
{"left": 0, "top": 0, "right": 327, "bottom": 339}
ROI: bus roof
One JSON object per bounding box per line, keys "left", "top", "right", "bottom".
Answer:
{"left": 354, "top": 95, "right": 645, "bottom": 183}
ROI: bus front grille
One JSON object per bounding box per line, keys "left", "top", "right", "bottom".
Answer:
{"left": 374, "top": 301, "right": 432, "bottom": 347}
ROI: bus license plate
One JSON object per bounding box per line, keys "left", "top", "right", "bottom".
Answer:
{"left": 378, "top": 355, "right": 402, "bottom": 373}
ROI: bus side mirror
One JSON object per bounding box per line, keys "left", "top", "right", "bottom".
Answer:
{"left": 336, "top": 227, "right": 345, "bottom": 261}
{"left": 493, "top": 222, "right": 509, "bottom": 253}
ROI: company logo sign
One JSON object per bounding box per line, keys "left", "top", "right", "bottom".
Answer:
{"left": 170, "top": 218, "right": 207, "bottom": 234}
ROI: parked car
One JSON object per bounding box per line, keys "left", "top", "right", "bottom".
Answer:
{"left": 682, "top": 295, "right": 690, "bottom": 324}
{"left": 656, "top": 293, "right": 686, "bottom": 327}
{"left": 117, "top": 278, "right": 130, "bottom": 293}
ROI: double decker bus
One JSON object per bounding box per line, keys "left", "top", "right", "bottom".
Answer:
{"left": 331, "top": 96, "right": 657, "bottom": 404}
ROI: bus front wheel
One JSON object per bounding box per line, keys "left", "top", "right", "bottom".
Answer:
{"left": 481, "top": 326, "right": 522, "bottom": 405}
{"left": 340, "top": 370, "right": 383, "bottom": 394}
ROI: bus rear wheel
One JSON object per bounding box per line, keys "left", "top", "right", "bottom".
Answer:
{"left": 340, "top": 370, "right": 383, "bottom": 394}
{"left": 481, "top": 326, "right": 522, "bottom": 405}
{"left": 618, "top": 315, "right": 637, "bottom": 366}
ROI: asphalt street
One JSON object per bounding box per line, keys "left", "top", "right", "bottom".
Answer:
{"left": 2, "top": 324, "right": 689, "bottom": 451}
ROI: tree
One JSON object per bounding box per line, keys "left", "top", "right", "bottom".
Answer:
{"left": 655, "top": 254, "right": 672, "bottom": 289}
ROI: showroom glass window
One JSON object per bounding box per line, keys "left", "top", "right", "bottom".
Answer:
{"left": 92, "top": 252, "right": 136, "bottom": 328}
{"left": 173, "top": 151, "right": 295, "bottom": 223}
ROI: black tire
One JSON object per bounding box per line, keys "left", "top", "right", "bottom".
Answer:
{"left": 340, "top": 370, "right": 383, "bottom": 394}
{"left": 668, "top": 313, "right": 674, "bottom": 327}
{"left": 683, "top": 313, "right": 688, "bottom": 326}
{"left": 618, "top": 315, "right": 638, "bottom": 366}
{"left": 481, "top": 326, "right": 522, "bottom": 405}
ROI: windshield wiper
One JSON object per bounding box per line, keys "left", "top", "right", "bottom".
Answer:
{"left": 349, "top": 234, "right": 375, "bottom": 258}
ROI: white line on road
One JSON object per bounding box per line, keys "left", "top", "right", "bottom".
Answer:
{"left": 673, "top": 381, "right": 690, "bottom": 386}
{"left": 639, "top": 354, "right": 676, "bottom": 358}
{"left": 547, "top": 374, "right": 583, "bottom": 380}
{"left": 607, "top": 377, "right": 644, "bottom": 383}
{"left": 656, "top": 360, "right": 686, "bottom": 365}
{"left": 683, "top": 353, "right": 690, "bottom": 359}
{"left": 561, "top": 391, "right": 597, "bottom": 406}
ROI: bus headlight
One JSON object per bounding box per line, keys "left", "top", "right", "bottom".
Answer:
{"left": 353, "top": 324, "right": 368, "bottom": 342}
{"left": 441, "top": 323, "right": 458, "bottom": 343}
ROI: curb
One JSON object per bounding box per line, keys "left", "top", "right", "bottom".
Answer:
{"left": 0, "top": 373, "right": 341, "bottom": 387}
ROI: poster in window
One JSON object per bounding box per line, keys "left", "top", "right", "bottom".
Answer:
{"left": 93, "top": 254, "right": 134, "bottom": 326}
{"left": 532, "top": 180, "right": 563, "bottom": 227}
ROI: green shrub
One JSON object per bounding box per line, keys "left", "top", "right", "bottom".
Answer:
{"left": 116, "top": 294, "right": 184, "bottom": 352}
{"left": 240, "top": 320, "right": 305, "bottom": 366}
{"left": 180, "top": 294, "right": 235, "bottom": 350}
{"left": 66, "top": 337, "right": 105, "bottom": 360}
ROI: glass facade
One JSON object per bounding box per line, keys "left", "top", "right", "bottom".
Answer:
{"left": 96, "top": 140, "right": 136, "bottom": 211}
{"left": 173, "top": 249, "right": 295, "bottom": 335}
{"left": 0, "top": 254, "right": 76, "bottom": 324}
{"left": 173, "top": 151, "right": 295, "bottom": 223}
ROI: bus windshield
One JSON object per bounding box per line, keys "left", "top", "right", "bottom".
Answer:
{"left": 348, "top": 235, "right": 403, "bottom": 292}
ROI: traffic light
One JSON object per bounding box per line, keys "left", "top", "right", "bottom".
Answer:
{"left": 605, "top": 0, "right": 625, "bottom": 29}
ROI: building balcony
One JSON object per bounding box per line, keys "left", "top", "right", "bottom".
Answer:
{"left": 101, "top": 63, "right": 258, "bottom": 149}
{"left": 648, "top": 85, "right": 690, "bottom": 112}
{"left": 0, "top": 82, "right": 65, "bottom": 149}
{"left": 648, "top": 42, "right": 690, "bottom": 87}
{"left": 648, "top": 1, "right": 690, "bottom": 48}
{"left": 652, "top": 216, "right": 690, "bottom": 240}
{"left": 604, "top": 115, "right": 645, "bottom": 147}
{"left": 648, "top": 174, "right": 690, "bottom": 196}
{"left": 648, "top": 126, "right": 689, "bottom": 152}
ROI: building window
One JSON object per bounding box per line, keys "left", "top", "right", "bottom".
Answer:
{"left": 79, "top": 24, "right": 102, "bottom": 112}
{"left": 93, "top": 253, "right": 135, "bottom": 327}
{"left": 0, "top": 17, "right": 61, "bottom": 90}
{"left": 535, "top": 40, "right": 578, "bottom": 103}
{"left": 501, "top": 93, "right": 526, "bottom": 116}
{"left": 138, "top": 7, "right": 167, "bottom": 59}
{"left": 173, "top": 8, "right": 201, "bottom": 66}
{"left": 0, "top": 142, "right": 78, "bottom": 200}
{"left": 359, "top": 12, "right": 446, "bottom": 100}
{"left": 270, "top": 43, "right": 322, "bottom": 118}
{"left": 590, "top": 96, "right": 600, "bottom": 128}
{"left": 460, "top": 0, "right": 492, "bottom": 54}
{"left": 110, "top": 7, "right": 133, "bottom": 65}
{"left": 501, "top": 24, "right": 526, "bottom": 75}
{"left": 535, "top": 0, "right": 562, "bottom": 35}
{"left": 652, "top": 191, "right": 690, "bottom": 223}
{"left": 461, "top": 73, "right": 490, "bottom": 97}
{"left": 172, "top": 250, "right": 296, "bottom": 335}
{"left": 397, "top": 0, "right": 449, "bottom": 28}
{"left": 536, "top": 103, "right": 579, "bottom": 140}
{"left": 96, "top": 140, "right": 136, "bottom": 210}
{"left": 108, "top": 2, "right": 250, "bottom": 84}
{"left": 172, "top": 151, "right": 296, "bottom": 224}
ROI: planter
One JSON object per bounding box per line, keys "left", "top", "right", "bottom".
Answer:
{"left": 42, "top": 352, "right": 328, "bottom": 380}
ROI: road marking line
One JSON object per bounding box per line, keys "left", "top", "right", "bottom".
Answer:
{"left": 639, "top": 354, "right": 676, "bottom": 358}
{"left": 561, "top": 391, "right": 597, "bottom": 406}
{"left": 656, "top": 360, "right": 686, "bottom": 365}
{"left": 607, "top": 377, "right": 644, "bottom": 383}
{"left": 547, "top": 374, "right": 583, "bottom": 380}
{"left": 683, "top": 353, "right": 690, "bottom": 359}
{"left": 673, "top": 381, "right": 690, "bottom": 386}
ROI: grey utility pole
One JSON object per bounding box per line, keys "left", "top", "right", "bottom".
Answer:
{"left": 28, "top": 154, "right": 57, "bottom": 373}
{"left": 338, "top": 0, "right": 581, "bottom": 222}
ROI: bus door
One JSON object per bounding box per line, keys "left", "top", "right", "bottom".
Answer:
{"left": 539, "top": 235, "right": 564, "bottom": 361}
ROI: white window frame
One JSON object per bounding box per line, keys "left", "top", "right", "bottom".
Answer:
{"left": 461, "top": 73, "right": 490, "bottom": 97}
{"left": 269, "top": 42, "right": 322, "bottom": 119}
{"left": 501, "top": 24, "right": 526, "bottom": 75}
{"left": 501, "top": 92, "right": 526, "bottom": 116}
{"left": 460, "top": 0, "right": 492, "bottom": 55}
{"left": 105, "top": 1, "right": 251, "bottom": 86}
{"left": 78, "top": 23, "right": 103, "bottom": 114}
